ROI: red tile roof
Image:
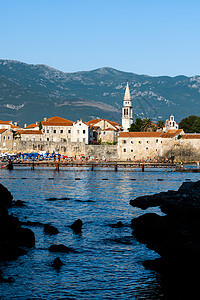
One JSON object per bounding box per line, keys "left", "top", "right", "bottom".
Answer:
{"left": 118, "top": 132, "right": 162, "bottom": 138}
{"left": 42, "top": 116, "right": 73, "bottom": 126}
{"left": 18, "top": 130, "right": 43, "bottom": 135}
{"left": 25, "top": 123, "right": 38, "bottom": 129}
{"left": 160, "top": 129, "right": 183, "bottom": 138}
{"left": 182, "top": 134, "right": 200, "bottom": 139}
{"left": 0, "top": 129, "right": 7, "bottom": 134}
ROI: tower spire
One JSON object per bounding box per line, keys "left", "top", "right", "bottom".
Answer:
{"left": 124, "top": 81, "right": 131, "bottom": 101}
{"left": 121, "top": 81, "right": 133, "bottom": 132}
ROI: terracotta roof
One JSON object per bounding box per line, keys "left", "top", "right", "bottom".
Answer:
{"left": 87, "top": 118, "right": 121, "bottom": 127}
{"left": 0, "top": 120, "right": 12, "bottom": 124}
{"left": 25, "top": 123, "right": 38, "bottom": 129}
{"left": 87, "top": 119, "right": 101, "bottom": 125}
{"left": 160, "top": 129, "right": 183, "bottom": 138}
{"left": 182, "top": 134, "right": 200, "bottom": 139}
{"left": 42, "top": 116, "right": 73, "bottom": 126}
{"left": 0, "top": 129, "right": 7, "bottom": 134}
{"left": 18, "top": 130, "right": 43, "bottom": 135}
{"left": 118, "top": 132, "right": 162, "bottom": 138}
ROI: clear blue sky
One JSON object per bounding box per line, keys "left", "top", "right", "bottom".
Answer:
{"left": 1, "top": 0, "right": 200, "bottom": 76}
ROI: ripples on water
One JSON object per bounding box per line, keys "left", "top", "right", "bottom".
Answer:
{"left": 0, "top": 167, "right": 199, "bottom": 299}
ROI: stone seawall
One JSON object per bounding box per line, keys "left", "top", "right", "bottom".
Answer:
{"left": 13, "top": 141, "right": 119, "bottom": 160}
{"left": 10, "top": 139, "right": 200, "bottom": 162}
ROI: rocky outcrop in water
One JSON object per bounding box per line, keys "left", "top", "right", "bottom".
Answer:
{"left": 0, "top": 183, "right": 35, "bottom": 261}
{"left": 44, "top": 224, "right": 59, "bottom": 235}
{"left": 70, "top": 219, "right": 83, "bottom": 233}
{"left": 130, "top": 180, "right": 200, "bottom": 299}
{"left": 49, "top": 244, "right": 77, "bottom": 253}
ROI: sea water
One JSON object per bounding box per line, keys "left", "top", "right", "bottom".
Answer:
{"left": 0, "top": 167, "right": 199, "bottom": 299}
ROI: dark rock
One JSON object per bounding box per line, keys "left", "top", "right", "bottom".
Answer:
{"left": 46, "top": 197, "right": 57, "bottom": 201}
{"left": 49, "top": 244, "right": 77, "bottom": 253}
{"left": 44, "top": 224, "right": 59, "bottom": 235}
{"left": 110, "top": 221, "right": 123, "bottom": 228}
{"left": 0, "top": 183, "right": 35, "bottom": 261}
{"left": 130, "top": 180, "right": 200, "bottom": 298}
{"left": 12, "top": 200, "right": 26, "bottom": 207}
{"left": 70, "top": 219, "right": 83, "bottom": 233}
{"left": 52, "top": 257, "right": 64, "bottom": 269}
{"left": 0, "top": 183, "right": 13, "bottom": 208}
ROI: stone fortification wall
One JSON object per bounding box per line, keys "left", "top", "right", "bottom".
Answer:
{"left": 10, "top": 139, "right": 200, "bottom": 162}
{"left": 162, "top": 139, "right": 200, "bottom": 163}
{"left": 85, "top": 145, "right": 118, "bottom": 160}
{"left": 13, "top": 140, "right": 85, "bottom": 156}
{"left": 13, "top": 141, "right": 118, "bottom": 160}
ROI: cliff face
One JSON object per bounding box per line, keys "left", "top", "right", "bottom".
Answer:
{"left": 130, "top": 181, "right": 200, "bottom": 299}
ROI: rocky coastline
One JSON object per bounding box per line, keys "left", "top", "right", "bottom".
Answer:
{"left": 0, "top": 183, "right": 35, "bottom": 282}
{"left": 130, "top": 180, "right": 200, "bottom": 299}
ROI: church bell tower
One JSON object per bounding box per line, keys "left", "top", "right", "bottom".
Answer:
{"left": 122, "top": 81, "right": 133, "bottom": 131}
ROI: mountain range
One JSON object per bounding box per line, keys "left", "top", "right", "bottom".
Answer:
{"left": 0, "top": 59, "right": 200, "bottom": 126}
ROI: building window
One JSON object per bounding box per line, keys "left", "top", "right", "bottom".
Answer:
{"left": 147, "top": 141, "right": 149, "bottom": 143}
{"left": 8, "top": 136, "right": 11, "bottom": 140}
{"left": 131, "top": 141, "right": 134, "bottom": 144}
{"left": 131, "top": 149, "right": 133, "bottom": 152}
{"left": 47, "top": 138, "right": 49, "bottom": 141}
{"left": 3, "top": 136, "right": 6, "bottom": 140}
{"left": 83, "top": 130, "right": 85, "bottom": 134}
{"left": 123, "top": 148, "right": 126, "bottom": 152}
{"left": 103, "top": 132, "right": 106, "bottom": 135}
{"left": 43, "top": 129, "right": 45, "bottom": 133}
{"left": 77, "top": 130, "right": 79, "bottom": 134}
{"left": 156, "top": 139, "right": 158, "bottom": 143}
{"left": 123, "top": 140, "right": 126, "bottom": 144}
{"left": 53, "top": 130, "right": 56, "bottom": 134}
{"left": 60, "top": 130, "right": 63, "bottom": 134}
{"left": 83, "top": 138, "right": 85, "bottom": 142}
{"left": 47, "top": 129, "right": 49, "bottom": 133}
{"left": 146, "top": 147, "right": 149, "bottom": 152}
{"left": 138, "top": 141, "right": 141, "bottom": 144}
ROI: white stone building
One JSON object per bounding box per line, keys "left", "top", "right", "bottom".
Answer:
{"left": 163, "top": 115, "right": 179, "bottom": 132}
{"left": 118, "top": 129, "right": 184, "bottom": 161}
{"left": 121, "top": 82, "right": 133, "bottom": 132}
{"left": 71, "top": 120, "right": 92, "bottom": 144}
{"left": 42, "top": 116, "right": 73, "bottom": 142}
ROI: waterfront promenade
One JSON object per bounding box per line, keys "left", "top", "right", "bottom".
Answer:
{"left": 1, "top": 161, "right": 176, "bottom": 171}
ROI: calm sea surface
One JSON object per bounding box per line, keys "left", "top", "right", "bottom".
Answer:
{"left": 0, "top": 166, "right": 199, "bottom": 299}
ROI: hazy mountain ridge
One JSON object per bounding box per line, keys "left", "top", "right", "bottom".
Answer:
{"left": 0, "top": 59, "right": 200, "bottom": 125}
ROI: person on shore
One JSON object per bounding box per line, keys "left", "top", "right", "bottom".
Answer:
{"left": 197, "top": 161, "right": 199, "bottom": 169}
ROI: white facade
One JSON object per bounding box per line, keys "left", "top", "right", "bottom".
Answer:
{"left": 163, "top": 115, "right": 179, "bottom": 132}
{"left": 71, "top": 120, "right": 90, "bottom": 144}
{"left": 122, "top": 82, "right": 133, "bottom": 132}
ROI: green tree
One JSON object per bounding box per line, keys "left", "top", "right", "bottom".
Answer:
{"left": 141, "top": 118, "right": 153, "bottom": 132}
{"left": 191, "top": 117, "right": 200, "bottom": 133}
{"left": 157, "top": 120, "right": 165, "bottom": 129}
{"left": 39, "top": 121, "right": 43, "bottom": 131}
{"left": 179, "top": 115, "right": 200, "bottom": 132}
{"left": 129, "top": 118, "right": 143, "bottom": 132}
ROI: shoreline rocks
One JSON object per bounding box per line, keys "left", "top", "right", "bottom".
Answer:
{"left": 0, "top": 183, "right": 35, "bottom": 261}
{"left": 130, "top": 180, "right": 200, "bottom": 299}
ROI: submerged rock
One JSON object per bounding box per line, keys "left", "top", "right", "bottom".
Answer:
{"left": 44, "top": 224, "right": 59, "bottom": 235}
{"left": 49, "top": 244, "right": 77, "bottom": 253}
{"left": 52, "top": 257, "right": 64, "bottom": 269}
{"left": 70, "top": 219, "right": 83, "bottom": 233}
{"left": 110, "top": 221, "right": 124, "bottom": 228}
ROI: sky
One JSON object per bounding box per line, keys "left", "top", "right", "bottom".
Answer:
{"left": 1, "top": 0, "right": 200, "bottom": 76}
